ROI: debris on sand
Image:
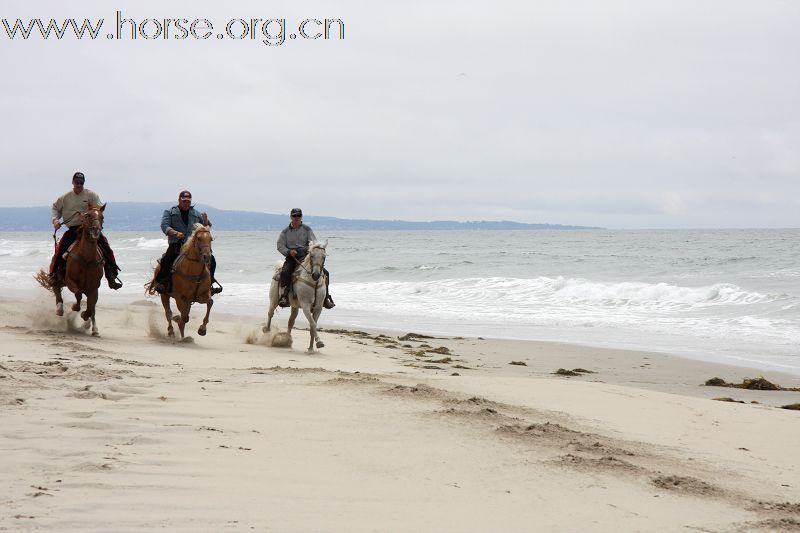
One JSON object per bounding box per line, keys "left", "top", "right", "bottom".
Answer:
{"left": 428, "top": 346, "right": 451, "bottom": 355}
{"left": 712, "top": 397, "right": 745, "bottom": 404}
{"left": 398, "top": 332, "right": 436, "bottom": 341}
{"left": 509, "top": 361, "right": 527, "bottom": 366}
{"left": 554, "top": 368, "right": 595, "bottom": 376}
{"left": 703, "top": 376, "right": 798, "bottom": 391}
{"left": 430, "top": 357, "right": 452, "bottom": 364}
{"left": 781, "top": 403, "right": 800, "bottom": 411}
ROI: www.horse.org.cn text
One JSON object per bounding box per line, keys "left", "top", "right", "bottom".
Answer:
{"left": 1, "top": 11, "right": 345, "bottom": 47}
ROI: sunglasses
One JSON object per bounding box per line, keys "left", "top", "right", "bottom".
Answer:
{"left": 291, "top": 214, "right": 302, "bottom": 218}
{"left": 179, "top": 196, "right": 192, "bottom": 200}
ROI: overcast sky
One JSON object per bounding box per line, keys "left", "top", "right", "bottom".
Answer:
{"left": 1, "top": 0, "right": 798, "bottom": 228}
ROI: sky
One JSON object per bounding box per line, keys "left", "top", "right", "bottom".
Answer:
{"left": 1, "top": 0, "right": 798, "bottom": 229}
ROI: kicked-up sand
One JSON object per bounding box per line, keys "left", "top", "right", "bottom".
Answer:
{"left": 1, "top": 295, "right": 799, "bottom": 532}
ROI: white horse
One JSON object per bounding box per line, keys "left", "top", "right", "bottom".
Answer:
{"left": 264, "top": 240, "right": 328, "bottom": 353}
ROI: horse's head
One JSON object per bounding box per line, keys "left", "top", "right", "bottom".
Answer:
{"left": 185, "top": 223, "right": 213, "bottom": 266}
{"left": 308, "top": 240, "right": 328, "bottom": 281}
{"left": 79, "top": 203, "right": 105, "bottom": 240}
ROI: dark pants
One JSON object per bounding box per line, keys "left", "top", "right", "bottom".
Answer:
{"left": 50, "top": 227, "right": 119, "bottom": 277}
{"left": 280, "top": 255, "right": 331, "bottom": 296}
{"left": 156, "top": 243, "right": 217, "bottom": 285}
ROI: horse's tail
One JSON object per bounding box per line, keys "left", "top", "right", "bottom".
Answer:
{"left": 34, "top": 269, "right": 55, "bottom": 293}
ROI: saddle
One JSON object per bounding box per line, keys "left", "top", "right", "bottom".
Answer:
{"left": 170, "top": 252, "right": 210, "bottom": 283}
{"left": 63, "top": 242, "right": 104, "bottom": 267}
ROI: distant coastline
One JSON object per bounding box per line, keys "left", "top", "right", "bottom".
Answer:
{"left": 0, "top": 203, "right": 601, "bottom": 231}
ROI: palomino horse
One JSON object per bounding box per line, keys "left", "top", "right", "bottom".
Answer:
{"left": 37, "top": 204, "right": 106, "bottom": 336}
{"left": 146, "top": 223, "right": 214, "bottom": 339}
{"left": 264, "top": 240, "right": 328, "bottom": 353}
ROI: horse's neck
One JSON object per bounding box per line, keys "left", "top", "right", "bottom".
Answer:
{"left": 178, "top": 244, "right": 206, "bottom": 273}
{"left": 74, "top": 231, "right": 98, "bottom": 257}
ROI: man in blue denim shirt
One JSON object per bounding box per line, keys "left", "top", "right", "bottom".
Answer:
{"left": 153, "top": 190, "right": 222, "bottom": 295}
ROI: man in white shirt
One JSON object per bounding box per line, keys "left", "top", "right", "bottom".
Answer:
{"left": 49, "top": 172, "right": 122, "bottom": 289}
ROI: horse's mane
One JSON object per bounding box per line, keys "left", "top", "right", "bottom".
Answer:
{"left": 301, "top": 241, "right": 327, "bottom": 268}
{"left": 180, "top": 223, "right": 212, "bottom": 255}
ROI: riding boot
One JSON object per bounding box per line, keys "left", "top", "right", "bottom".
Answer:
{"left": 104, "top": 264, "right": 123, "bottom": 290}
{"left": 323, "top": 294, "right": 335, "bottom": 309}
{"left": 278, "top": 286, "right": 290, "bottom": 307}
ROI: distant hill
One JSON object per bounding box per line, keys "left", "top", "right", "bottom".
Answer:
{"left": 0, "top": 203, "right": 601, "bottom": 231}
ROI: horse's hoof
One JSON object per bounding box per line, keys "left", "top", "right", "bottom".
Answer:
{"left": 198, "top": 328, "right": 206, "bottom": 336}
{"left": 56, "top": 307, "right": 64, "bottom": 317}
{"left": 168, "top": 331, "right": 175, "bottom": 338}
{"left": 316, "top": 341, "right": 325, "bottom": 349}
{"left": 261, "top": 326, "right": 268, "bottom": 333}
{"left": 92, "top": 331, "right": 100, "bottom": 337}
{"left": 81, "top": 312, "right": 90, "bottom": 321}
{"left": 72, "top": 304, "right": 80, "bottom": 312}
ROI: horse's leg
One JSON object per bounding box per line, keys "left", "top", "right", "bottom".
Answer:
{"left": 161, "top": 294, "right": 174, "bottom": 337}
{"left": 82, "top": 289, "right": 99, "bottom": 336}
{"left": 198, "top": 298, "right": 213, "bottom": 336}
{"left": 54, "top": 286, "right": 64, "bottom": 316}
{"left": 81, "top": 289, "right": 96, "bottom": 322}
{"left": 287, "top": 307, "right": 299, "bottom": 335}
{"left": 300, "top": 305, "right": 318, "bottom": 353}
{"left": 174, "top": 298, "right": 190, "bottom": 339}
{"left": 312, "top": 304, "right": 324, "bottom": 349}
{"left": 263, "top": 280, "right": 279, "bottom": 333}
{"left": 72, "top": 292, "right": 82, "bottom": 312}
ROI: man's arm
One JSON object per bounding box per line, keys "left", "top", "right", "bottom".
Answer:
{"left": 307, "top": 227, "right": 317, "bottom": 243}
{"left": 277, "top": 229, "right": 289, "bottom": 257}
{"left": 51, "top": 194, "right": 63, "bottom": 229}
{"left": 160, "top": 209, "right": 172, "bottom": 236}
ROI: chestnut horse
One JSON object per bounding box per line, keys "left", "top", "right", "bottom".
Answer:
{"left": 36, "top": 204, "right": 106, "bottom": 335}
{"left": 146, "top": 223, "right": 214, "bottom": 339}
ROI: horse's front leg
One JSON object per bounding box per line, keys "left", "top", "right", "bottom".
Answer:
{"left": 312, "top": 304, "right": 324, "bottom": 349}
{"left": 72, "top": 292, "right": 82, "bottom": 312}
{"left": 174, "top": 298, "right": 190, "bottom": 339}
{"left": 160, "top": 294, "right": 174, "bottom": 337}
{"left": 81, "top": 290, "right": 99, "bottom": 336}
{"left": 54, "top": 286, "right": 64, "bottom": 316}
{"left": 301, "top": 305, "right": 318, "bottom": 353}
{"left": 198, "top": 298, "right": 213, "bottom": 336}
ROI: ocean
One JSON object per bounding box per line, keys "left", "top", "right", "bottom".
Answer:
{"left": 1, "top": 229, "right": 798, "bottom": 374}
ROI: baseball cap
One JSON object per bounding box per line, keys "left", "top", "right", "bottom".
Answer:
{"left": 290, "top": 208, "right": 302, "bottom": 217}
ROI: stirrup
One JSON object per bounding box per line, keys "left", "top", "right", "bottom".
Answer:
{"left": 210, "top": 279, "right": 223, "bottom": 295}
{"left": 323, "top": 296, "right": 335, "bottom": 309}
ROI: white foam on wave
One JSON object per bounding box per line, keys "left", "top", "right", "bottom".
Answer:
{"left": 118, "top": 237, "right": 167, "bottom": 250}
{"left": 0, "top": 239, "right": 47, "bottom": 257}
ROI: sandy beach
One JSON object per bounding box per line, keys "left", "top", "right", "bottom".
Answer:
{"left": 1, "top": 294, "right": 799, "bottom": 532}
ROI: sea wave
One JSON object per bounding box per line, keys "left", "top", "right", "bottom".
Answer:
{"left": 118, "top": 237, "right": 167, "bottom": 250}
{"left": 337, "top": 276, "right": 781, "bottom": 311}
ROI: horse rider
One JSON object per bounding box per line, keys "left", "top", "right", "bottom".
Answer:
{"left": 49, "top": 172, "right": 122, "bottom": 290}
{"left": 277, "top": 208, "right": 335, "bottom": 309}
{"left": 153, "top": 190, "right": 223, "bottom": 295}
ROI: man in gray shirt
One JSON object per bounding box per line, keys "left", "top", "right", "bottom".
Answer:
{"left": 49, "top": 172, "right": 122, "bottom": 289}
{"left": 277, "top": 207, "right": 334, "bottom": 308}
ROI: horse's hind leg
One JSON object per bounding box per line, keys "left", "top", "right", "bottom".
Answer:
{"left": 198, "top": 299, "right": 213, "bottom": 336}
{"left": 287, "top": 307, "right": 299, "bottom": 334}
{"left": 160, "top": 294, "right": 174, "bottom": 337}
{"left": 55, "top": 287, "right": 64, "bottom": 316}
